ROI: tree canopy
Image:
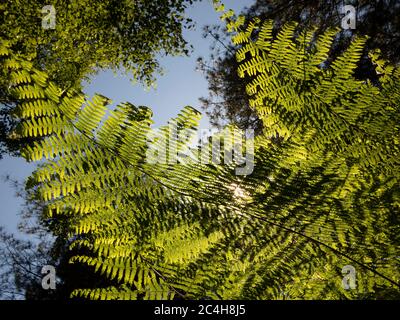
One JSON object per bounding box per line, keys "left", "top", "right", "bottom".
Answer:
{"left": 1, "top": 0, "right": 399, "bottom": 298}
{"left": 0, "top": 0, "right": 197, "bottom": 158}
{"left": 1, "top": 0, "right": 399, "bottom": 301}
{"left": 200, "top": 0, "right": 400, "bottom": 132}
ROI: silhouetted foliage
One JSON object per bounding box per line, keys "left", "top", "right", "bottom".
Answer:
{"left": 200, "top": 0, "right": 400, "bottom": 131}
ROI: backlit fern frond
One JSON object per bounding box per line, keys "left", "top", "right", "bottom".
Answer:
{"left": 2, "top": 5, "right": 400, "bottom": 300}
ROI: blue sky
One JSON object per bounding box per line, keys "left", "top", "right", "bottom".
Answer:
{"left": 0, "top": 0, "right": 252, "bottom": 238}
